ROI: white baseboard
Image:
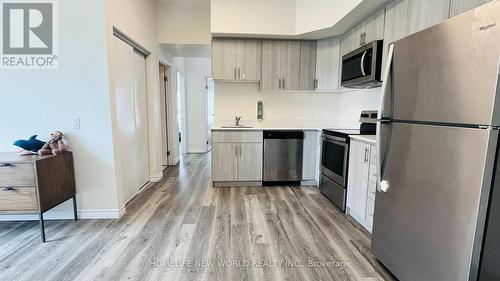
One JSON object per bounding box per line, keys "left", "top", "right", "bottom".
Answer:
{"left": 0, "top": 208, "right": 125, "bottom": 221}
{"left": 301, "top": 180, "right": 318, "bottom": 186}
{"left": 149, "top": 171, "right": 163, "bottom": 182}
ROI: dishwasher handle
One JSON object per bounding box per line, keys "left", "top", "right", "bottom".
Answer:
{"left": 263, "top": 130, "right": 304, "bottom": 139}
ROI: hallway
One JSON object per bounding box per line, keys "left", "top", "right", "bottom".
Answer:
{"left": 0, "top": 153, "right": 391, "bottom": 281}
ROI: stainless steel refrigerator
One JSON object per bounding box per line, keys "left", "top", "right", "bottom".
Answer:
{"left": 372, "top": 2, "right": 500, "bottom": 281}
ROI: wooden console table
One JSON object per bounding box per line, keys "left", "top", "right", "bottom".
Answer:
{"left": 0, "top": 152, "right": 77, "bottom": 242}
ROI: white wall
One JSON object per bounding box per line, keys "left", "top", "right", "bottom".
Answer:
{"left": 184, "top": 58, "right": 211, "bottom": 153}
{"left": 0, "top": 0, "right": 120, "bottom": 217}
{"left": 337, "top": 88, "right": 381, "bottom": 127}
{"left": 211, "top": 0, "right": 297, "bottom": 36}
{"left": 211, "top": 0, "right": 366, "bottom": 37}
{"left": 295, "top": 0, "right": 363, "bottom": 34}
{"left": 214, "top": 83, "right": 380, "bottom": 129}
{"left": 157, "top": 1, "right": 211, "bottom": 45}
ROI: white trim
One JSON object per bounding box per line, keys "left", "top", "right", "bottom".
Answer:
{"left": 150, "top": 171, "right": 163, "bottom": 182}
{"left": 0, "top": 208, "right": 125, "bottom": 221}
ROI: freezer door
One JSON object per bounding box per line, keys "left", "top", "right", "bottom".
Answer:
{"left": 372, "top": 123, "right": 495, "bottom": 281}
{"left": 390, "top": 2, "right": 500, "bottom": 125}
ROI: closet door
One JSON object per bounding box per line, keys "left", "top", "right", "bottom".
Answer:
{"left": 133, "top": 51, "right": 149, "bottom": 189}
{"left": 113, "top": 37, "right": 139, "bottom": 203}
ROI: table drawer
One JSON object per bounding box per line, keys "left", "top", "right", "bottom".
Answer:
{"left": 0, "top": 186, "right": 38, "bottom": 211}
{"left": 0, "top": 164, "right": 35, "bottom": 186}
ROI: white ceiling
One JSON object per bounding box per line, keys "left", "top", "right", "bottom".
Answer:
{"left": 162, "top": 43, "right": 211, "bottom": 58}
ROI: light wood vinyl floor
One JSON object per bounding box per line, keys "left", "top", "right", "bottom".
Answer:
{"left": 0, "top": 153, "right": 393, "bottom": 281}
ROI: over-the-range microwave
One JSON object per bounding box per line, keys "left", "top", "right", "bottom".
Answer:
{"left": 341, "top": 40, "right": 383, "bottom": 89}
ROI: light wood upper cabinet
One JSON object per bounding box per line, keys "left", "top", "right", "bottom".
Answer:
{"left": 280, "top": 41, "right": 301, "bottom": 90}
{"left": 237, "top": 40, "right": 262, "bottom": 81}
{"left": 315, "top": 37, "right": 341, "bottom": 91}
{"left": 382, "top": 0, "right": 450, "bottom": 76}
{"left": 212, "top": 39, "right": 238, "bottom": 80}
{"left": 261, "top": 40, "right": 304, "bottom": 91}
{"left": 299, "top": 41, "right": 317, "bottom": 91}
{"left": 449, "top": 0, "right": 491, "bottom": 17}
{"left": 212, "top": 39, "right": 261, "bottom": 81}
{"left": 261, "top": 40, "right": 282, "bottom": 91}
{"left": 340, "top": 8, "right": 385, "bottom": 56}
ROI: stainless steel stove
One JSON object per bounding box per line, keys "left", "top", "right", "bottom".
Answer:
{"left": 320, "top": 111, "right": 377, "bottom": 211}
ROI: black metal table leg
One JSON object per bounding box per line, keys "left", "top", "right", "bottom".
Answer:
{"left": 39, "top": 212, "right": 46, "bottom": 243}
{"left": 72, "top": 196, "right": 78, "bottom": 221}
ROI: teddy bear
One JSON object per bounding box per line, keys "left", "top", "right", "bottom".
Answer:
{"left": 38, "top": 131, "right": 67, "bottom": 156}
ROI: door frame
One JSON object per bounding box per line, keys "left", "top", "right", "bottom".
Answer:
{"left": 159, "top": 62, "right": 170, "bottom": 166}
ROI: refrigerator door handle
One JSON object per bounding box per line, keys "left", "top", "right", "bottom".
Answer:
{"left": 377, "top": 44, "right": 394, "bottom": 192}
{"left": 378, "top": 44, "right": 394, "bottom": 120}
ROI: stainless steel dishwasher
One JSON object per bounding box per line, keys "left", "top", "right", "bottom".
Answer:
{"left": 263, "top": 131, "right": 304, "bottom": 185}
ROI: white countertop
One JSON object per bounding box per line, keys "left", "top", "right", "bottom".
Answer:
{"left": 350, "top": 135, "right": 376, "bottom": 144}
{"left": 212, "top": 127, "right": 322, "bottom": 131}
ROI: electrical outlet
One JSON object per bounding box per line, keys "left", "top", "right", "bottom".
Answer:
{"left": 73, "top": 118, "right": 81, "bottom": 129}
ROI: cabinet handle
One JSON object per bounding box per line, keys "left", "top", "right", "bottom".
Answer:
{"left": 3, "top": 187, "right": 15, "bottom": 192}
{"left": 364, "top": 148, "right": 369, "bottom": 163}
{"left": 278, "top": 79, "right": 281, "bottom": 90}
{"left": 234, "top": 68, "right": 237, "bottom": 79}
{"left": 238, "top": 68, "right": 241, "bottom": 80}
{"left": 0, "top": 163, "right": 12, "bottom": 167}
{"left": 282, "top": 79, "right": 285, "bottom": 90}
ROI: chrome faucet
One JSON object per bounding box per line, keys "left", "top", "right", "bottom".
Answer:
{"left": 235, "top": 116, "right": 242, "bottom": 126}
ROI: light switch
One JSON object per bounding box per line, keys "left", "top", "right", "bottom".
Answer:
{"left": 73, "top": 118, "right": 81, "bottom": 129}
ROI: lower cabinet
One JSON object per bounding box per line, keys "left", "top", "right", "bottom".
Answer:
{"left": 212, "top": 131, "right": 263, "bottom": 185}
{"left": 236, "top": 143, "right": 263, "bottom": 181}
{"left": 302, "top": 130, "right": 320, "bottom": 184}
{"left": 211, "top": 130, "right": 319, "bottom": 186}
{"left": 346, "top": 138, "right": 377, "bottom": 232}
{"left": 212, "top": 143, "right": 238, "bottom": 181}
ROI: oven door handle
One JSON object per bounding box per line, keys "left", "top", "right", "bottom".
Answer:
{"left": 360, "top": 50, "right": 368, "bottom": 76}
{"left": 322, "top": 135, "right": 347, "bottom": 143}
